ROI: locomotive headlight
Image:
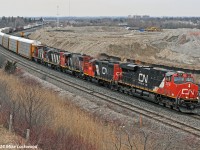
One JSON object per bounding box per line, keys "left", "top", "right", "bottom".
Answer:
{"left": 186, "top": 96, "right": 188, "bottom": 99}
{"left": 172, "top": 93, "right": 174, "bottom": 96}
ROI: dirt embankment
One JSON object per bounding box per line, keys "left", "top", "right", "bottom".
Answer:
{"left": 29, "top": 26, "right": 200, "bottom": 69}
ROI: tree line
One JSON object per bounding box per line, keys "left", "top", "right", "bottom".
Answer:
{"left": 0, "top": 16, "right": 43, "bottom": 28}
{"left": 58, "top": 16, "right": 200, "bottom": 29}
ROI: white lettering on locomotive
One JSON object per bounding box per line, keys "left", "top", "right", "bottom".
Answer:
{"left": 181, "top": 89, "right": 194, "bottom": 95}
{"left": 138, "top": 73, "right": 148, "bottom": 83}
{"left": 102, "top": 67, "right": 107, "bottom": 75}
{"left": 96, "top": 65, "right": 100, "bottom": 75}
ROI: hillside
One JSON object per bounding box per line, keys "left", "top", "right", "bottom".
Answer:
{"left": 29, "top": 26, "right": 200, "bottom": 70}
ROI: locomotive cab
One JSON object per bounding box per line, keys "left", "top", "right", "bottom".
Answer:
{"left": 162, "top": 71, "right": 200, "bottom": 112}
{"left": 172, "top": 72, "right": 198, "bottom": 100}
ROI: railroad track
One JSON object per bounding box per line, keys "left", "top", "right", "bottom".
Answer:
{"left": 1, "top": 47, "right": 200, "bottom": 138}
{"left": 190, "top": 114, "right": 200, "bottom": 120}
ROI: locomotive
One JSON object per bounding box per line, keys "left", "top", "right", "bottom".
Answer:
{"left": 0, "top": 28, "right": 199, "bottom": 113}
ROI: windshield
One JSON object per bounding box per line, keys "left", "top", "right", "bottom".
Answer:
{"left": 186, "top": 77, "right": 194, "bottom": 83}
{"left": 174, "top": 77, "right": 184, "bottom": 84}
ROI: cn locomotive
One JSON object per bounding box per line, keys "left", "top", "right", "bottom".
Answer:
{"left": 0, "top": 28, "right": 199, "bottom": 113}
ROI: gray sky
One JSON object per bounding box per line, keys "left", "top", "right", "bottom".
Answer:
{"left": 1, "top": 0, "right": 199, "bottom": 17}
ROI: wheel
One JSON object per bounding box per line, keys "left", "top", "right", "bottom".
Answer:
{"left": 155, "top": 94, "right": 161, "bottom": 104}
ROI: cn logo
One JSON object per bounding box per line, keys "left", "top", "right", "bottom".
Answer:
{"left": 138, "top": 73, "right": 148, "bottom": 83}
{"left": 102, "top": 67, "right": 107, "bottom": 75}
{"left": 182, "top": 89, "right": 194, "bottom": 95}
{"left": 95, "top": 65, "right": 100, "bottom": 75}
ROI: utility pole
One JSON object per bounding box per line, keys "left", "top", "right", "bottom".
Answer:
{"left": 57, "top": 5, "right": 59, "bottom": 28}
{"left": 69, "top": 0, "right": 71, "bottom": 18}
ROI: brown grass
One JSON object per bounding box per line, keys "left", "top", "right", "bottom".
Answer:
{"left": 0, "top": 70, "right": 133, "bottom": 150}
{"left": 0, "top": 69, "right": 198, "bottom": 150}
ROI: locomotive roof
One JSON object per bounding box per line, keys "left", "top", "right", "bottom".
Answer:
{"left": 3, "top": 34, "right": 10, "bottom": 38}
{"left": 63, "top": 52, "right": 71, "bottom": 56}
{"left": 166, "top": 72, "right": 176, "bottom": 76}
{"left": 120, "top": 63, "right": 139, "bottom": 71}
{"left": 89, "top": 58, "right": 97, "bottom": 62}
{"left": 153, "top": 67, "right": 171, "bottom": 72}
{"left": 18, "top": 38, "right": 41, "bottom": 45}
{"left": 71, "top": 53, "right": 81, "bottom": 55}
{"left": 0, "top": 27, "right": 10, "bottom": 33}
{"left": 0, "top": 32, "right": 5, "bottom": 36}
{"left": 96, "top": 59, "right": 120, "bottom": 63}
{"left": 9, "top": 35, "right": 22, "bottom": 40}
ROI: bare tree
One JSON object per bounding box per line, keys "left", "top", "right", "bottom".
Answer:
{"left": 17, "top": 86, "right": 51, "bottom": 130}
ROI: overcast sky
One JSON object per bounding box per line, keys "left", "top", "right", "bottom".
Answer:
{"left": 1, "top": 0, "right": 199, "bottom": 17}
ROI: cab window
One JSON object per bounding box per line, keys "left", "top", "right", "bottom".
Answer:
{"left": 186, "top": 77, "right": 194, "bottom": 83}
{"left": 174, "top": 77, "right": 184, "bottom": 84}
{"left": 166, "top": 76, "right": 171, "bottom": 82}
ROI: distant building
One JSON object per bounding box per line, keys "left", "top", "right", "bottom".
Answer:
{"left": 118, "top": 23, "right": 128, "bottom": 27}
{"left": 128, "top": 15, "right": 150, "bottom": 19}
{"left": 142, "top": 15, "right": 150, "bottom": 19}
{"left": 133, "top": 15, "right": 141, "bottom": 19}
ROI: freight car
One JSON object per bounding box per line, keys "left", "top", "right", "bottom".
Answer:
{"left": 0, "top": 28, "right": 199, "bottom": 113}
{"left": 18, "top": 38, "right": 41, "bottom": 59}
{"left": 9, "top": 36, "right": 22, "bottom": 53}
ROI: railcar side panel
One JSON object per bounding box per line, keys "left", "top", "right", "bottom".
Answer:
{"left": 95, "top": 61, "right": 112, "bottom": 80}
{"left": 60, "top": 52, "right": 71, "bottom": 67}
{"left": 2, "top": 34, "right": 10, "bottom": 49}
{"left": 95, "top": 60, "right": 121, "bottom": 81}
{"left": 120, "top": 63, "right": 167, "bottom": 91}
{"left": 83, "top": 56, "right": 95, "bottom": 77}
{"left": 18, "top": 41, "right": 32, "bottom": 59}
{"left": 69, "top": 53, "right": 83, "bottom": 71}
{"left": 9, "top": 36, "right": 21, "bottom": 53}
{"left": 46, "top": 48, "right": 61, "bottom": 65}
{"left": 0, "top": 33, "right": 5, "bottom": 46}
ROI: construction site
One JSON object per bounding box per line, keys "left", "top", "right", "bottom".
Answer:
{"left": 29, "top": 25, "right": 200, "bottom": 69}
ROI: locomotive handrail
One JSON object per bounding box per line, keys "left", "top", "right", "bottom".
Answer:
{"left": 176, "top": 90, "right": 182, "bottom": 105}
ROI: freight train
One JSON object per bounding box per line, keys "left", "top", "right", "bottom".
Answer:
{"left": 0, "top": 28, "right": 199, "bottom": 113}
